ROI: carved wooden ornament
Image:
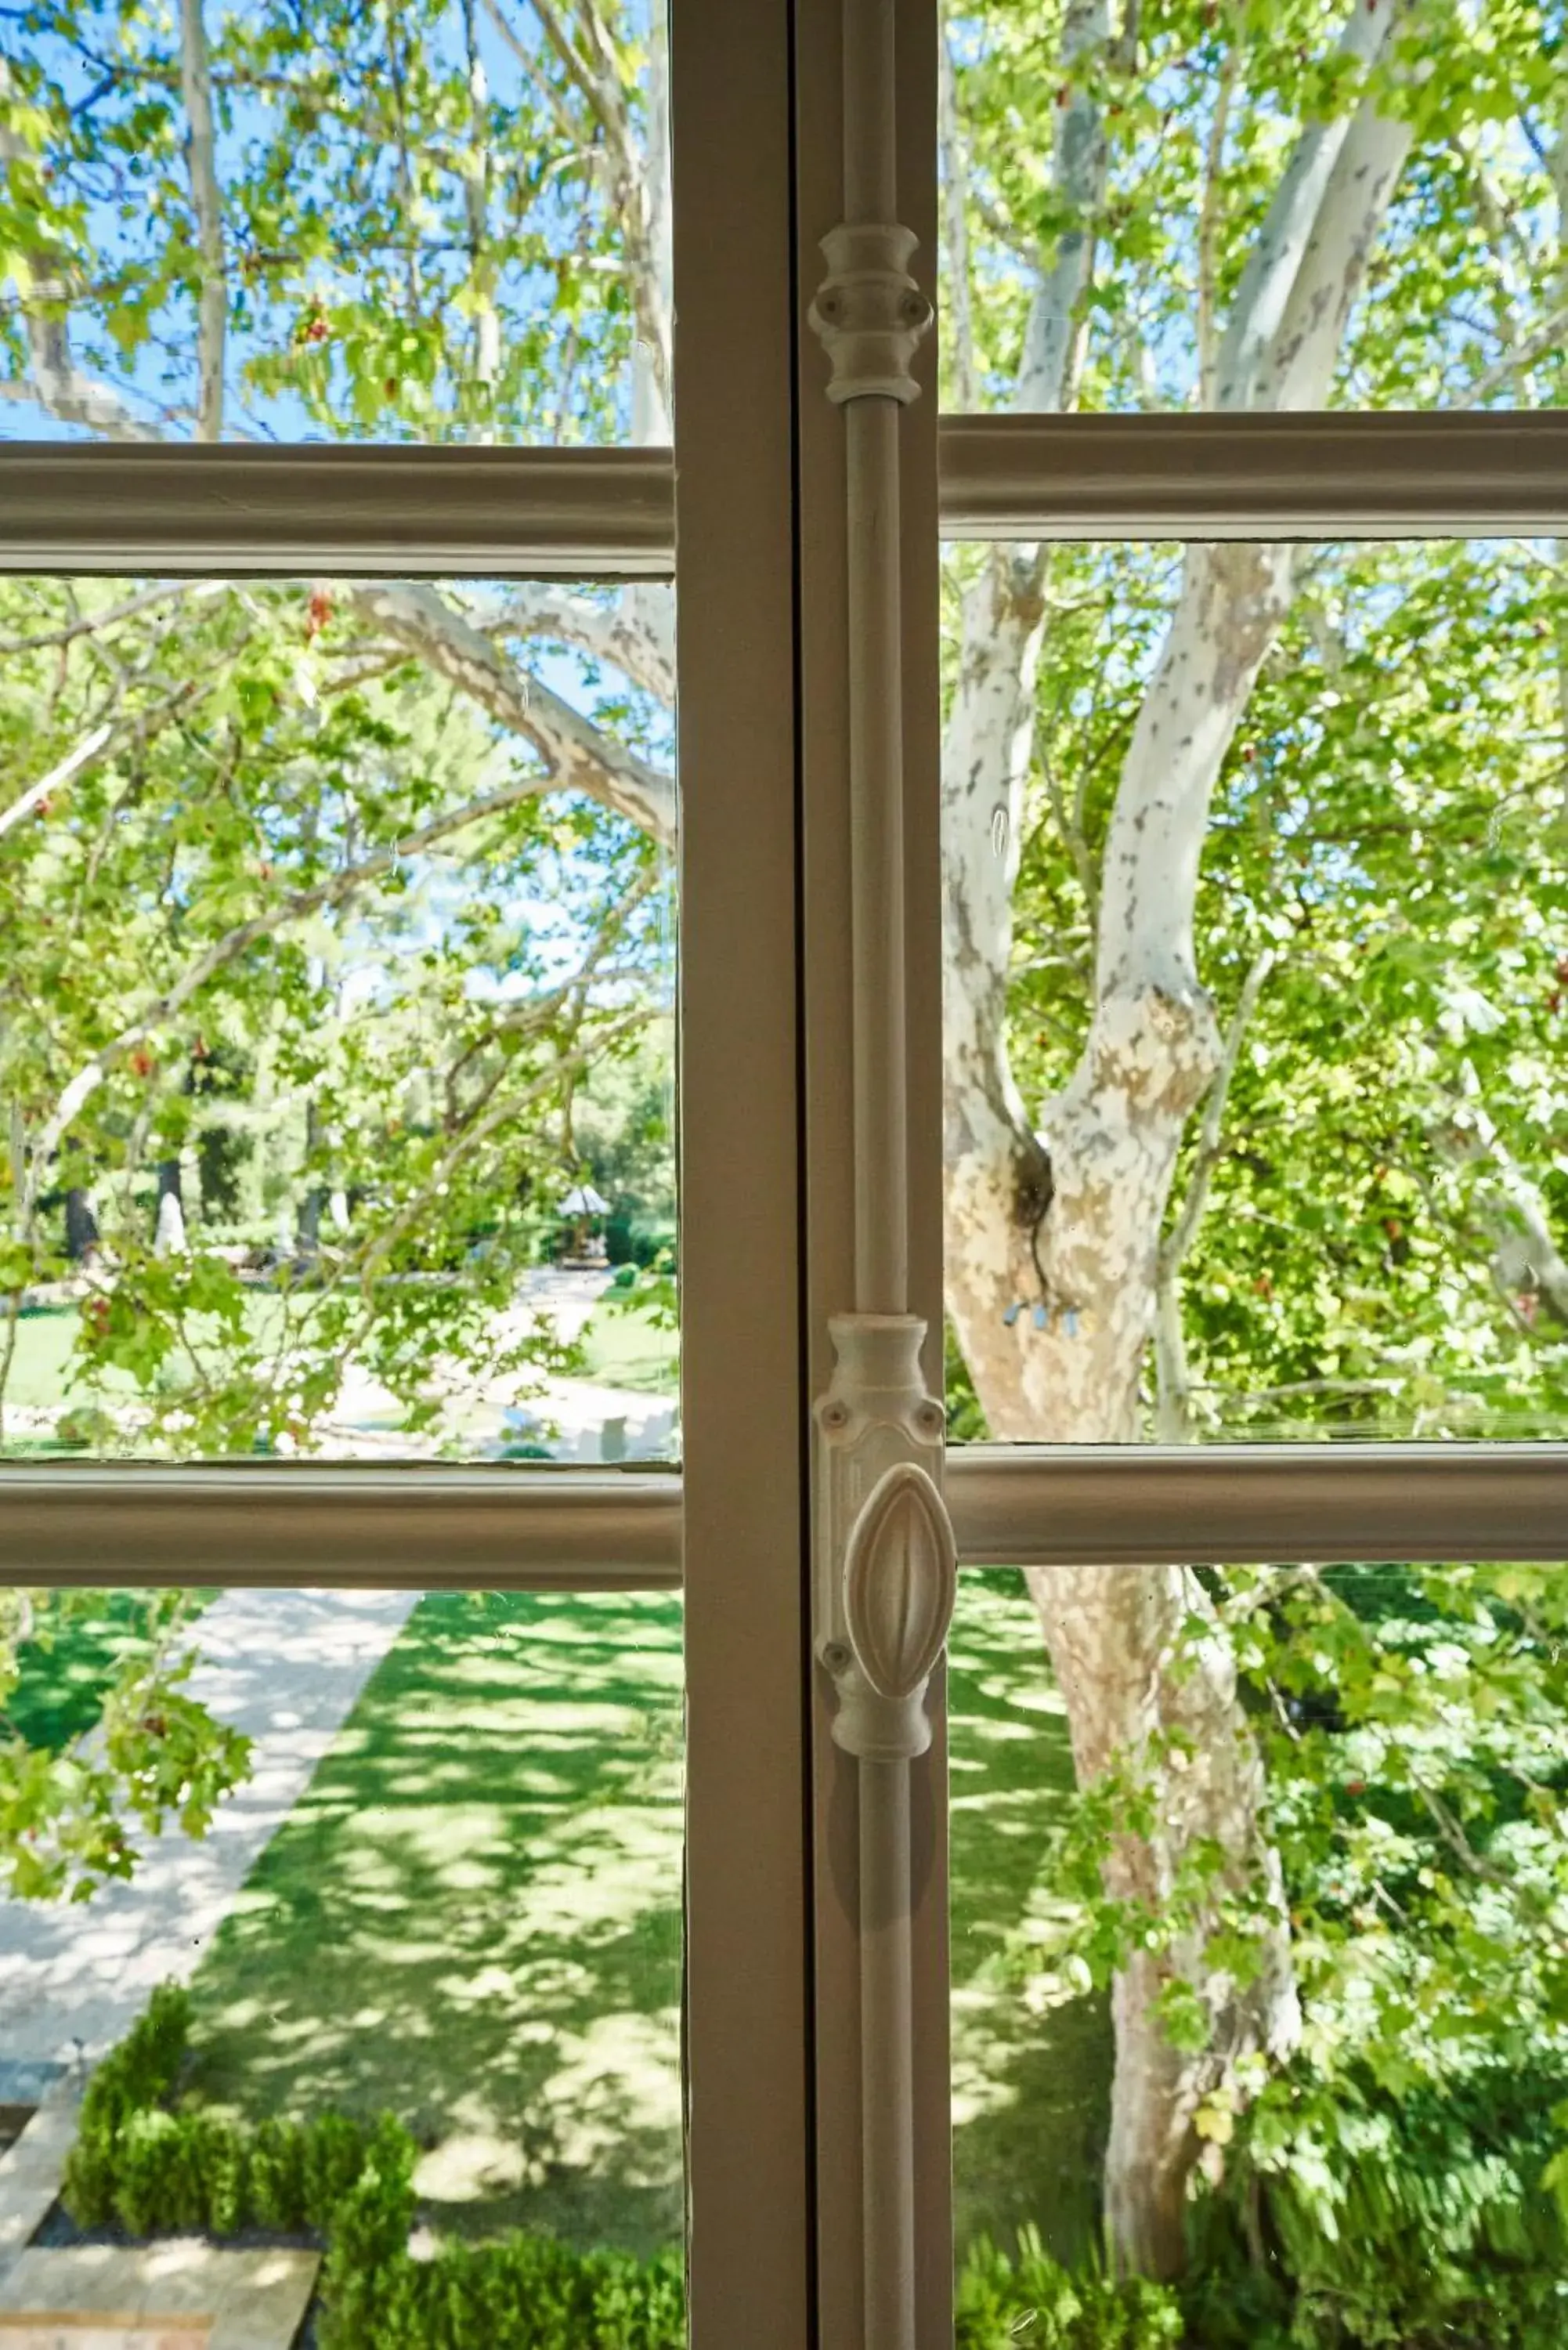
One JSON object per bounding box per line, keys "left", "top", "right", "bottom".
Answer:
{"left": 843, "top": 1460, "right": 957, "bottom": 1701}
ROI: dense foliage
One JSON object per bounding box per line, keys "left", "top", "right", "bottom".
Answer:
{"left": 983, "top": 533, "right": 1568, "bottom": 1444}
{"left": 956, "top": 2228, "right": 1183, "bottom": 2348}
{"left": 0, "top": 1586, "right": 247, "bottom": 1898}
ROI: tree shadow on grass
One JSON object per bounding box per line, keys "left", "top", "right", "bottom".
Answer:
{"left": 182, "top": 1589, "right": 685, "bottom": 2258}
{"left": 181, "top": 1574, "right": 1113, "bottom": 2265}
{"left": 948, "top": 1571, "right": 1112, "bottom": 2269}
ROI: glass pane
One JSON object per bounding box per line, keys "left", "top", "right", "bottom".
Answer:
{"left": 0, "top": 1582, "right": 685, "bottom": 2339}
{"left": 941, "top": 5, "right": 1565, "bottom": 415}
{"left": 0, "top": 574, "right": 677, "bottom": 1462}
{"left": 950, "top": 1557, "right": 1568, "bottom": 2341}
{"left": 941, "top": 537, "right": 1568, "bottom": 1443}
{"left": 0, "top": 0, "right": 670, "bottom": 445}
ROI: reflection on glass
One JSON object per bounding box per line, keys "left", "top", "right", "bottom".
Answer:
{"left": 942, "top": 537, "right": 1568, "bottom": 1443}
{"left": 0, "top": 0, "right": 670, "bottom": 445}
{"left": 0, "top": 1585, "right": 685, "bottom": 2337}
{"left": 0, "top": 577, "right": 677, "bottom": 1462}
{"left": 950, "top": 1560, "right": 1568, "bottom": 2345}
{"left": 941, "top": 4, "right": 1566, "bottom": 415}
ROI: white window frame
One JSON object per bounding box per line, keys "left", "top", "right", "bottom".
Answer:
{"left": 3, "top": 1, "right": 1568, "bottom": 2345}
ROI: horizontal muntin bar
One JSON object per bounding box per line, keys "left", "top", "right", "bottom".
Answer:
{"left": 4, "top": 414, "right": 1564, "bottom": 575}
{"left": 2, "top": 1444, "right": 1563, "bottom": 1585}
{"left": 0, "top": 1465, "right": 682, "bottom": 1589}
{"left": 0, "top": 445, "right": 677, "bottom": 577}
{"left": 937, "top": 412, "right": 1568, "bottom": 541}
{"left": 950, "top": 1443, "right": 1568, "bottom": 1567}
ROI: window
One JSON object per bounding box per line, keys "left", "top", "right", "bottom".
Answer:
{"left": 3, "top": 2, "right": 1567, "bottom": 2348}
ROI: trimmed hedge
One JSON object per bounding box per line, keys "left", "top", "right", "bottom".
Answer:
{"left": 63, "top": 1984, "right": 378, "bottom": 2239}
{"left": 63, "top": 1985, "right": 686, "bottom": 2348}
{"left": 69, "top": 1985, "right": 1179, "bottom": 2349}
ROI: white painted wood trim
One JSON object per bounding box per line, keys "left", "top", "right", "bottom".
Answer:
{"left": 7, "top": 414, "right": 1566, "bottom": 579}
{"left": 0, "top": 1465, "right": 682, "bottom": 1585}
{"left": 948, "top": 1442, "right": 1568, "bottom": 1564}
{"left": 5, "top": 1445, "right": 1563, "bottom": 1582}
{"left": 0, "top": 445, "right": 676, "bottom": 576}
{"left": 670, "top": 0, "right": 817, "bottom": 2337}
{"left": 937, "top": 411, "right": 1568, "bottom": 540}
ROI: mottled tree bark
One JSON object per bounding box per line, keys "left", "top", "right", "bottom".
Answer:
{"left": 940, "top": 1, "right": 1414, "bottom": 2268}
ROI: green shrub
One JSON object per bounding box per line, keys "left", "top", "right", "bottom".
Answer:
{"left": 319, "top": 2228, "right": 686, "bottom": 2350}
{"left": 955, "top": 2229, "right": 1183, "bottom": 2349}
{"left": 62, "top": 1981, "right": 391, "bottom": 2243}
{"left": 1184, "top": 2060, "right": 1568, "bottom": 2350}
{"left": 63, "top": 1981, "right": 194, "bottom": 2222}
{"left": 70, "top": 1987, "right": 687, "bottom": 2349}
{"left": 80, "top": 1980, "right": 190, "bottom": 2131}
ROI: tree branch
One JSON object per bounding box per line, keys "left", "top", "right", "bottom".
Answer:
{"left": 0, "top": 64, "right": 157, "bottom": 440}
{"left": 349, "top": 582, "right": 675, "bottom": 841}
{"left": 512, "top": 0, "right": 632, "bottom": 173}
{"left": 178, "top": 0, "right": 226, "bottom": 439}
{"left": 23, "top": 767, "right": 604, "bottom": 1202}
{"left": 1017, "top": 0, "right": 1111, "bottom": 411}
{"left": 940, "top": 27, "right": 977, "bottom": 410}
{"left": 1196, "top": 46, "right": 1239, "bottom": 409}
{"left": 1460, "top": 299, "right": 1568, "bottom": 408}
{"left": 1216, "top": 0, "right": 1403, "bottom": 412}
{"left": 1415, "top": 1783, "right": 1508, "bottom": 1885}
{"left": 0, "top": 580, "right": 227, "bottom": 657}
{"left": 0, "top": 723, "right": 113, "bottom": 842}
{"left": 1451, "top": 1062, "right": 1568, "bottom": 1327}
{"left": 478, "top": 581, "right": 675, "bottom": 703}
{"left": 355, "top": 1005, "right": 649, "bottom": 1288}
{"left": 1154, "top": 949, "right": 1275, "bottom": 1440}
{"left": 1253, "top": 5, "right": 1418, "bottom": 411}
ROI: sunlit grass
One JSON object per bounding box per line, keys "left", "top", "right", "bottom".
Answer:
{"left": 948, "top": 1571, "right": 1110, "bottom": 2265}
{"left": 576, "top": 1299, "right": 678, "bottom": 1397}
{"left": 182, "top": 1589, "right": 686, "bottom": 2257}
{"left": 161, "top": 1575, "right": 1104, "bottom": 2265}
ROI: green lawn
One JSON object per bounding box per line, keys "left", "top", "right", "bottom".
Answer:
{"left": 2, "top": 1306, "right": 108, "bottom": 1410}
{"left": 168, "top": 1573, "right": 1104, "bottom": 2265}
{"left": 5, "top": 1591, "right": 216, "bottom": 1752}
{"left": 183, "top": 1589, "right": 687, "bottom": 2258}
{"left": 948, "top": 1572, "right": 1110, "bottom": 2265}
{"left": 576, "top": 1297, "right": 678, "bottom": 1397}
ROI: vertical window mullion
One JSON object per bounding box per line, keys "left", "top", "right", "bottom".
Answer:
{"left": 670, "top": 2, "right": 815, "bottom": 2344}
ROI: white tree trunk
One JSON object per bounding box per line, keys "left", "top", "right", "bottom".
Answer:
{"left": 939, "top": 0, "right": 1417, "bottom": 2265}
{"left": 945, "top": 545, "right": 1302, "bottom": 2273}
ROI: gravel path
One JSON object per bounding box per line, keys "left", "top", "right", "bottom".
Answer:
{"left": 0, "top": 1587, "right": 418, "bottom": 2067}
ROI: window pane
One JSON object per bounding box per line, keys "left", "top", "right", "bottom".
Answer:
{"left": 0, "top": 1582, "right": 684, "bottom": 2337}
{"left": 941, "top": 5, "right": 1565, "bottom": 415}
{"left": 0, "top": 575, "right": 677, "bottom": 1463}
{"left": 942, "top": 537, "right": 1568, "bottom": 1443}
{"left": 0, "top": 0, "right": 670, "bottom": 446}
{"left": 950, "top": 1557, "right": 1568, "bottom": 2341}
